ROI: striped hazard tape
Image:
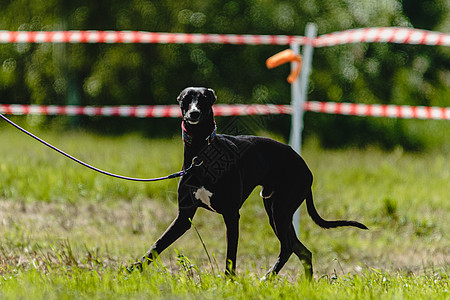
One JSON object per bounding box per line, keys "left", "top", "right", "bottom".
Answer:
{"left": 304, "top": 101, "right": 450, "bottom": 120}
{"left": 0, "top": 27, "right": 448, "bottom": 46}
{"left": 1, "top": 102, "right": 448, "bottom": 120}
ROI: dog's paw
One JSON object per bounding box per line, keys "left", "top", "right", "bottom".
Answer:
{"left": 260, "top": 271, "right": 276, "bottom": 282}
{"left": 126, "top": 261, "right": 143, "bottom": 273}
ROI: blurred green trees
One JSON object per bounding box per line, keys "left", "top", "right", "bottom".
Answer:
{"left": 0, "top": 0, "right": 449, "bottom": 149}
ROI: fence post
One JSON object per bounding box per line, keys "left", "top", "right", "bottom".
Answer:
{"left": 289, "top": 42, "right": 301, "bottom": 154}
{"left": 291, "top": 22, "right": 317, "bottom": 237}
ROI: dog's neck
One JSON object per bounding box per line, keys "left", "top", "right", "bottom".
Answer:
{"left": 181, "top": 119, "right": 217, "bottom": 148}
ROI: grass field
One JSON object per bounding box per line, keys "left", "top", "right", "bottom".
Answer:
{"left": 0, "top": 121, "right": 448, "bottom": 299}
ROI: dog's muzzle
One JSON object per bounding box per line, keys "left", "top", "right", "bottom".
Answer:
{"left": 185, "top": 100, "right": 202, "bottom": 124}
{"left": 186, "top": 110, "right": 201, "bottom": 125}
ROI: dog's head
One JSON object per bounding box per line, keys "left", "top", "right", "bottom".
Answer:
{"left": 177, "top": 87, "right": 216, "bottom": 125}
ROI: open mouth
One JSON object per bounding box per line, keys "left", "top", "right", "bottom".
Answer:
{"left": 185, "top": 111, "right": 201, "bottom": 125}
{"left": 187, "top": 119, "right": 199, "bottom": 125}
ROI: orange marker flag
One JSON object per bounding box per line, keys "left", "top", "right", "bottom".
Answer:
{"left": 266, "top": 49, "right": 303, "bottom": 84}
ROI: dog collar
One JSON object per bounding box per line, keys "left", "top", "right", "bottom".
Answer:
{"left": 182, "top": 121, "right": 217, "bottom": 146}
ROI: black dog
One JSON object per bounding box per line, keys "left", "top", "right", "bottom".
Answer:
{"left": 134, "top": 87, "right": 367, "bottom": 280}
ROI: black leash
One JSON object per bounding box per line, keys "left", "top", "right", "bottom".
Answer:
{"left": 0, "top": 113, "right": 201, "bottom": 181}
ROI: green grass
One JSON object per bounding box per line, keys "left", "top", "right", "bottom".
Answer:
{"left": 0, "top": 265, "right": 447, "bottom": 299}
{"left": 0, "top": 122, "right": 449, "bottom": 298}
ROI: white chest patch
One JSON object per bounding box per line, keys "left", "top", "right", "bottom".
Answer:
{"left": 193, "top": 187, "right": 215, "bottom": 211}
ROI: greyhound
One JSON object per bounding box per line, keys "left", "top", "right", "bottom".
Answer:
{"left": 133, "top": 87, "right": 367, "bottom": 280}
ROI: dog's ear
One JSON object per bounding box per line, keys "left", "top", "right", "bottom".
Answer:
{"left": 176, "top": 90, "right": 185, "bottom": 104}
{"left": 204, "top": 88, "right": 216, "bottom": 105}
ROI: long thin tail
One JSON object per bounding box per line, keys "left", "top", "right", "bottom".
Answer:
{"left": 305, "top": 192, "right": 368, "bottom": 230}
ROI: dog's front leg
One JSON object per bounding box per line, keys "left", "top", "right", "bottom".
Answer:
{"left": 223, "top": 212, "right": 240, "bottom": 276}
{"left": 136, "top": 207, "right": 197, "bottom": 269}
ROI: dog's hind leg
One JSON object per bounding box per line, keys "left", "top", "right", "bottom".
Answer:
{"left": 262, "top": 189, "right": 313, "bottom": 281}
{"left": 262, "top": 195, "right": 276, "bottom": 235}
{"left": 288, "top": 225, "right": 313, "bottom": 280}
{"left": 262, "top": 194, "right": 294, "bottom": 279}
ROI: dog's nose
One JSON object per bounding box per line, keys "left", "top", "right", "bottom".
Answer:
{"left": 189, "top": 111, "right": 200, "bottom": 120}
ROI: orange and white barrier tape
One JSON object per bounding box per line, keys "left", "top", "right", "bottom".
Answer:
{"left": 1, "top": 102, "right": 448, "bottom": 120}
{"left": 313, "top": 27, "right": 450, "bottom": 47}
{"left": 0, "top": 104, "right": 291, "bottom": 118}
{"left": 0, "top": 27, "right": 448, "bottom": 46}
{"left": 304, "top": 101, "right": 450, "bottom": 120}
{"left": 0, "top": 30, "right": 304, "bottom": 45}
